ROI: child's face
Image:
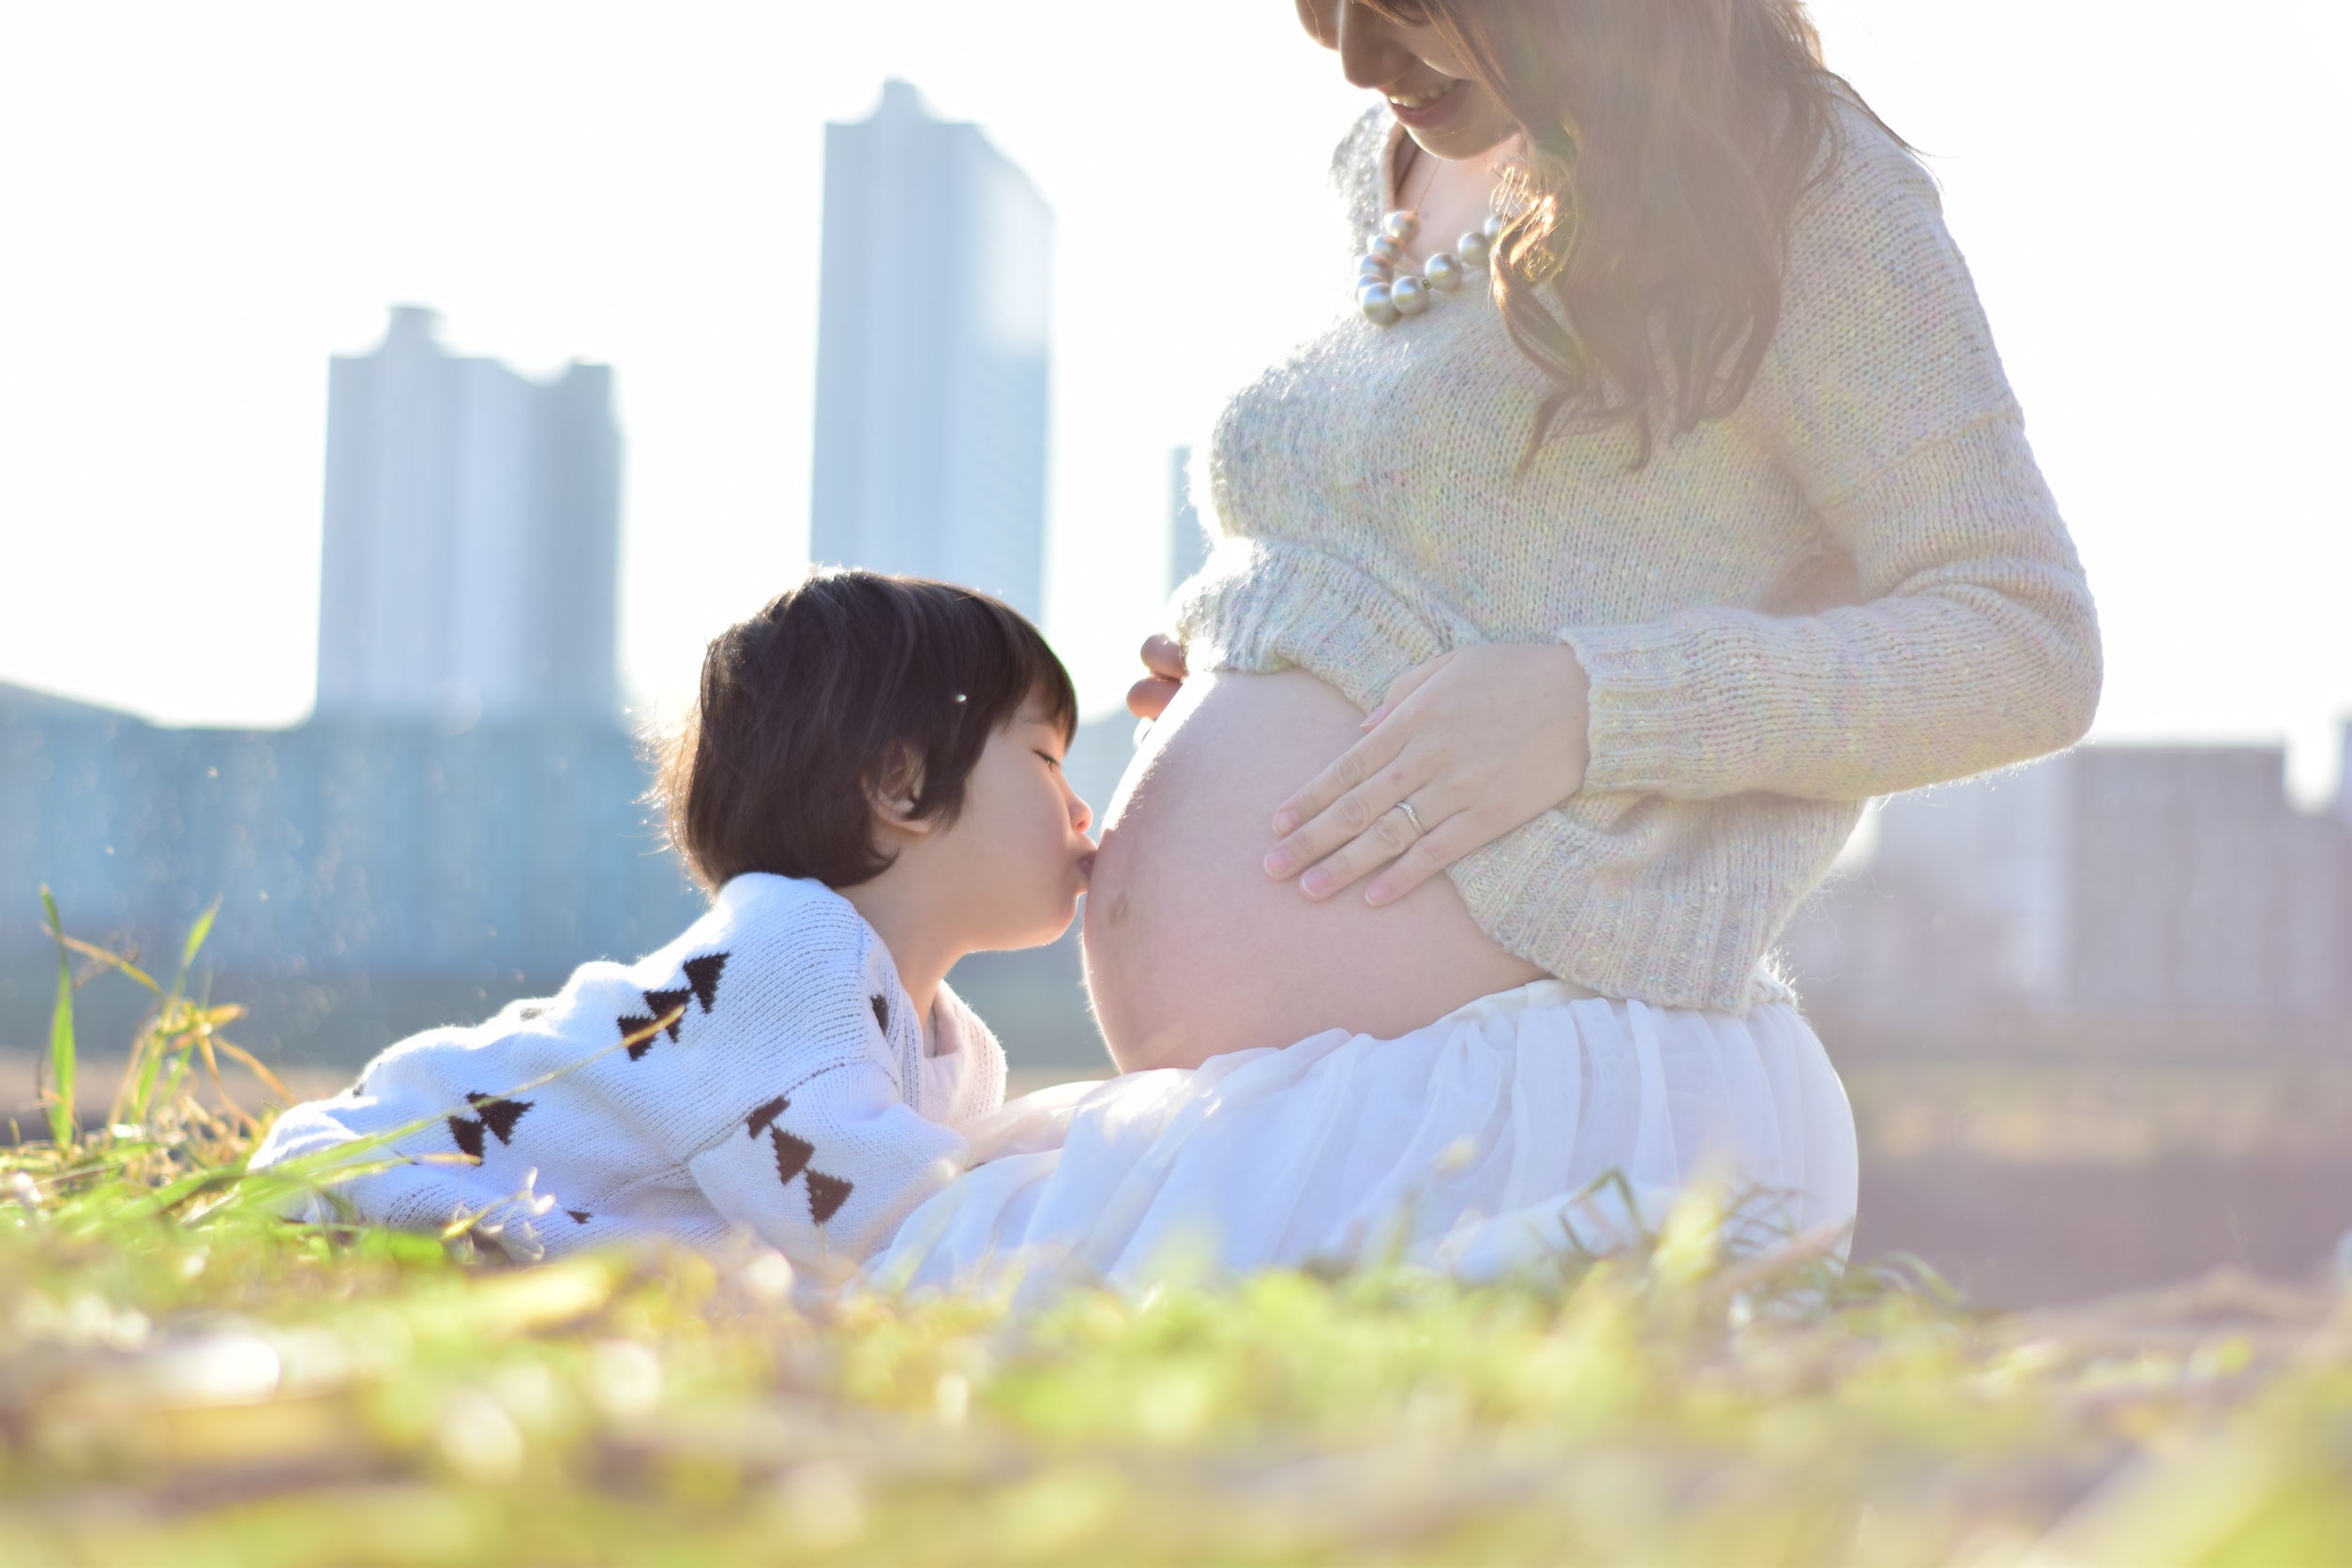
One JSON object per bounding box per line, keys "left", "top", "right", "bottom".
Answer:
{"left": 933, "top": 700, "right": 1096, "bottom": 949}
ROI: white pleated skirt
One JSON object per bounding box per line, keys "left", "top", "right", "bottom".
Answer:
{"left": 866, "top": 980, "right": 1858, "bottom": 1299}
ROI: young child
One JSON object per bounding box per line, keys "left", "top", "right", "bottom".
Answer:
{"left": 250, "top": 570, "right": 1095, "bottom": 1273}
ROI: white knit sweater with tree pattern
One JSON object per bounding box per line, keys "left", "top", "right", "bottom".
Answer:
{"left": 250, "top": 873, "right": 1005, "bottom": 1270}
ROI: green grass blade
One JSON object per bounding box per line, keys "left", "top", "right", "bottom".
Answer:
{"left": 173, "top": 895, "right": 221, "bottom": 999}
{"left": 129, "top": 1027, "right": 176, "bottom": 1127}
{"left": 39, "top": 887, "right": 76, "bottom": 1151}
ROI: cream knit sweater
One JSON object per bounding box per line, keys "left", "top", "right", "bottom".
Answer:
{"left": 1171, "top": 100, "right": 2101, "bottom": 1012}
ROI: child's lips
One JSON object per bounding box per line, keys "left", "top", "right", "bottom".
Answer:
{"left": 1078, "top": 852, "right": 1097, "bottom": 880}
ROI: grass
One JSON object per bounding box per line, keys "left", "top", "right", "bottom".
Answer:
{"left": 4, "top": 904, "right": 2351, "bottom": 1565}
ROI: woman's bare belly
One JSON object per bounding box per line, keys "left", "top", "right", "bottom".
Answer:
{"left": 1081, "top": 668, "right": 1553, "bottom": 1074}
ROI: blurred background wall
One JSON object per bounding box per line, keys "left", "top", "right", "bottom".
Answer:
{"left": 1781, "top": 744, "right": 2352, "bottom": 1304}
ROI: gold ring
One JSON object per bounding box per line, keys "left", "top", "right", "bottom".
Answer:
{"left": 1394, "top": 799, "right": 1426, "bottom": 837}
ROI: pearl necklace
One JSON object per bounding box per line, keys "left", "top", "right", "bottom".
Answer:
{"left": 1357, "top": 209, "right": 1505, "bottom": 326}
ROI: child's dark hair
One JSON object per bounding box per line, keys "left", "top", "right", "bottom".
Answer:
{"left": 656, "top": 569, "right": 1079, "bottom": 893}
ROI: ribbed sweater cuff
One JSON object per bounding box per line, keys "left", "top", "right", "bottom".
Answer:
{"left": 1556, "top": 619, "right": 1718, "bottom": 798}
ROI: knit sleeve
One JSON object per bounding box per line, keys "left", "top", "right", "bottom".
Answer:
{"left": 245, "top": 1033, "right": 524, "bottom": 1231}
{"left": 1557, "top": 111, "right": 2102, "bottom": 804}
{"left": 672, "top": 888, "right": 975, "bottom": 1277}
{"left": 685, "top": 1057, "right": 970, "bottom": 1279}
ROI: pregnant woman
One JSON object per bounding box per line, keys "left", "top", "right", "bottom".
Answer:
{"left": 875, "top": 0, "right": 2099, "bottom": 1289}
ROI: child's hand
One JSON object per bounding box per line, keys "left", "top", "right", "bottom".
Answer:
{"left": 1125, "top": 634, "right": 1188, "bottom": 720}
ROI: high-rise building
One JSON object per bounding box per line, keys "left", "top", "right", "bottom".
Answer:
{"left": 810, "top": 80, "right": 1051, "bottom": 620}
{"left": 316, "top": 306, "right": 621, "bottom": 727}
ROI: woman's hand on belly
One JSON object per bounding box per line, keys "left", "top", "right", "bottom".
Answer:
{"left": 1263, "top": 643, "right": 1592, "bottom": 909}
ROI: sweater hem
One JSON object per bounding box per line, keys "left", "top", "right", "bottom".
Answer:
{"left": 1172, "top": 537, "right": 1473, "bottom": 712}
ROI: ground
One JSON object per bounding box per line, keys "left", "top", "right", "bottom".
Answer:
{"left": 4, "top": 921, "right": 2350, "bottom": 1564}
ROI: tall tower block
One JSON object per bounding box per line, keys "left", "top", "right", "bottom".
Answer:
{"left": 316, "top": 306, "right": 620, "bottom": 727}
{"left": 810, "top": 81, "right": 1052, "bottom": 619}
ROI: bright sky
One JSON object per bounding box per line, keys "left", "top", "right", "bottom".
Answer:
{"left": 3, "top": 2, "right": 2347, "bottom": 797}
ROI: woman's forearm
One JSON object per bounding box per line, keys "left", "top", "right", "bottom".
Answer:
{"left": 1562, "top": 416, "right": 2102, "bottom": 805}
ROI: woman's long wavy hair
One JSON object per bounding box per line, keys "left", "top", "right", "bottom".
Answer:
{"left": 1365, "top": 0, "right": 1905, "bottom": 466}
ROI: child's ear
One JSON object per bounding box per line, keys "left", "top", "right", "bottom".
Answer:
{"left": 867, "top": 748, "right": 934, "bottom": 837}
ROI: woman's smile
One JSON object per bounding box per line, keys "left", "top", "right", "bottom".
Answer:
{"left": 1385, "top": 75, "right": 1468, "bottom": 129}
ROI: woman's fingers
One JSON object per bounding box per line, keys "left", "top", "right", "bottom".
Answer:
{"left": 1275, "top": 653, "right": 1452, "bottom": 830}
{"left": 1360, "top": 652, "right": 1451, "bottom": 731}
{"left": 1269, "top": 723, "right": 1408, "bottom": 841}
{"left": 1262, "top": 643, "right": 1594, "bottom": 909}
{"left": 1128, "top": 634, "right": 1189, "bottom": 717}
{"left": 1126, "top": 675, "right": 1183, "bottom": 720}
{"left": 1289, "top": 795, "right": 1430, "bottom": 899}
{"left": 1269, "top": 752, "right": 1458, "bottom": 891}
{"left": 1139, "top": 633, "right": 1188, "bottom": 682}
{"left": 1362, "top": 808, "right": 1485, "bottom": 907}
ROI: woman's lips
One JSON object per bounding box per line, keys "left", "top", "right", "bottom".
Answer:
{"left": 1387, "top": 77, "right": 1467, "bottom": 131}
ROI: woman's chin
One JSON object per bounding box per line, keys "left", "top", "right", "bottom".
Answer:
{"left": 1406, "top": 117, "right": 1519, "bottom": 167}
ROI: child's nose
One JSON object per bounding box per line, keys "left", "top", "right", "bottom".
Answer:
{"left": 1068, "top": 789, "right": 1093, "bottom": 835}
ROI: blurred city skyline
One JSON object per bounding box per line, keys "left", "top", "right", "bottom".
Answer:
{"left": 0, "top": 82, "right": 1125, "bottom": 1074}
{"left": 4, "top": 1, "right": 2348, "bottom": 799}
